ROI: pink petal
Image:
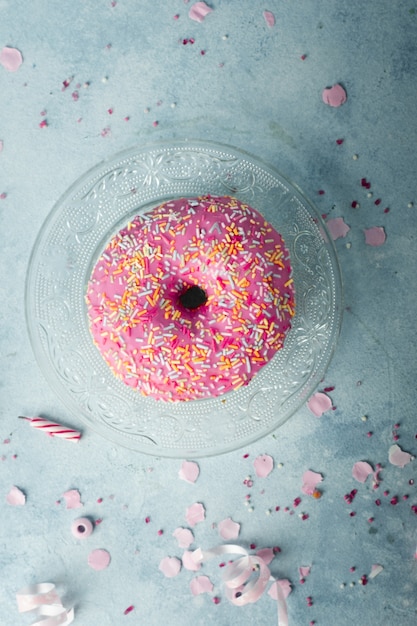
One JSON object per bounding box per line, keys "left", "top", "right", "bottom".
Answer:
{"left": 218, "top": 517, "right": 241, "bottom": 540}
{"left": 159, "top": 556, "right": 182, "bottom": 577}
{"left": 388, "top": 444, "right": 413, "bottom": 468}
{"left": 322, "top": 84, "right": 347, "bottom": 107}
{"left": 256, "top": 547, "right": 275, "bottom": 565}
{"left": 190, "top": 575, "right": 214, "bottom": 595}
{"left": 369, "top": 564, "right": 383, "bottom": 579}
{"left": 189, "top": 1, "right": 213, "bottom": 22}
{"left": 268, "top": 579, "right": 292, "bottom": 600}
{"left": 0, "top": 140, "right": 3, "bottom": 152}
{"left": 63, "top": 489, "right": 83, "bottom": 509}
{"left": 254, "top": 454, "right": 274, "bottom": 478}
{"left": 307, "top": 391, "right": 332, "bottom": 417}
{"left": 299, "top": 565, "right": 311, "bottom": 578}
{"left": 263, "top": 10, "right": 275, "bottom": 27}
{"left": 173, "top": 527, "right": 195, "bottom": 548}
{"left": 352, "top": 461, "right": 374, "bottom": 483}
{"left": 88, "top": 548, "right": 111, "bottom": 570}
{"left": 179, "top": 460, "right": 200, "bottom": 483}
{"left": 301, "top": 470, "right": 323, "bottom": 495}
{"left": 6, "top": 485, "right": 26, "bottom": 506}
{"left": 185, "top": 502, "right": 206, "bottom": 527}
{"left": 363, "top": 226, "right": 386, "bottom": 246}
{"left": 182, "top": 550, "right": 202, "bottom": 571}
{"left": 326, "top": 217, "right": 350, "bottom": 240}
{"left": 0, "top": 46, "right": 23, "bottom": 72}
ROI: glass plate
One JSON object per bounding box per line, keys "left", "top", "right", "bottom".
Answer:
{"left": 26, "top": 140, "right": 343, "bottom": 457}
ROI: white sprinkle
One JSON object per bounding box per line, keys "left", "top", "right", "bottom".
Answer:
{"left": 361, "top": 415, "right": 368, "bottom": 422}
{"left": 367, "top": 192, "right": 373, "bottom": 198}
{"left": 408, "top": 202, "right": 414, "bottom": 208}
{"left": 277, "top": 463, "right": 283, "bottom": 469}
{"left": 352, "top": 154, "right": 359, "bottom": 160}
{"left": 248, "top": 507, "right": 254, "bottom": 513}
{"left": 340, "top": 583, "right": 346, "bottom": 589}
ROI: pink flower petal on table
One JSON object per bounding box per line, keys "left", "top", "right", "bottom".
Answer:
{"left": 63, "top": 489, "right": 83, "bottom": 509}
{"left": 0, "top": 46, "right": 23, "bottom": 71}
{"left": 254, "top": 454, "right": 274, "bottom": 477}
{"left": 256, "top": 548, "right": 275, "bottom": 565}
{"left": 327, "top": 217, "right": 350, "bottom": 240}
{"left": 6, "top": 485, "right": 26, "bottom": 506}
{"left": 182, "top": 550, "right": 202, "bottom": 571}
{"left": 363, "top": 226, "right": 386, "bottom": 246}
{"left": 88, "top": 548, "right": 111, "bottom": 570}
{"left": 301, "top": 470, "right": 323, "bottom": 495}
{"left": 369, "top": 564, "right": 383, "bottom": 579}
{"left": 179, "top": 460, "right": 200, "bottom": 484}
{"left": 352, "top": 461, "right": 374, "bottom": 483}
{"left": 322, "top": 83, "right": 347, "bottom": 107}
{"left": 218, "top": 517, "right": 241, "bottom": 540}
{"left": 189, "top": 1, "right": 213, "bottom": 22}
{"left": 173, "top": 527, "right": 195, "bottom": 548}
{"left": 307, "top": 391, "right": 332, "bottom": 417}
{"left": 159, "top": 556, "right": 182, "bottom": 578}
{"left": 299, "top": 565, "right": 311, "bottom": 578}
{"left": 388, "top": 444, "right": 413, "bottom": 468}
{"left": 190, "top": 575, "right": 214, "bottom": 595}
{"left": 263, "top": 10, "right": 275, "bottom": 27}
{"left": 186, "top": 502, "right": 206, "bottom": 527}
{"left": 268, "top": 579, "right": 292, "bottom": 600}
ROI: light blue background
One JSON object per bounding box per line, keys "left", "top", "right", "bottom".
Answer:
{"left": 1, "top": 2, "right": 416, "bottom": 625}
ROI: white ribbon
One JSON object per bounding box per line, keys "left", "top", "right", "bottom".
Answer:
{"left": 16, "top": 583, "right": 74, "bottom": 625}
{"left": 192, "top": 545, "right": 288, "bottom": 626}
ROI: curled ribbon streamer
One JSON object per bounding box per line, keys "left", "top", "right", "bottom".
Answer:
{"left": 192, "top": 545, "right": 288, "bottom": 626}
{"left": 16, "top": 583, "right": 74, "bottom": 625}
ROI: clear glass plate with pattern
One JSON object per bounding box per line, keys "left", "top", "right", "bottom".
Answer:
{"left": 26, "top": 140, "right": 343, "bottom": 457}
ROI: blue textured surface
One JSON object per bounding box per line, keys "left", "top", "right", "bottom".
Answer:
{"left": 1, "top": 2, "right": 417, "bottom": 625}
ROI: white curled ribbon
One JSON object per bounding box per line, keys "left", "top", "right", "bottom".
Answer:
{"left": 16, "top": 583, "right": 74, "bottom": 625}
{"left": 192, "top": 545, "right": 288, "bottom": 626}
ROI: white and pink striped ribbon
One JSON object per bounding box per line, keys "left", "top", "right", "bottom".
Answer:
{"left": 191, "top": 544, "right": 289, "bottom": 626}
{"left": 19, "top": 416, "right": 81, "bottom": 442}
{"left": 16, "top": 583, "right": 74, "bottom": 625}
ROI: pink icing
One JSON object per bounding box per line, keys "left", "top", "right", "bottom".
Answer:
{"left": 86, "top": 195, "right": 295, "bottom": 402}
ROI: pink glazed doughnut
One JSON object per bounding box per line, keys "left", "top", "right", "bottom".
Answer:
{"left": 86, "top": 195, "right": 295, "bottom": 401}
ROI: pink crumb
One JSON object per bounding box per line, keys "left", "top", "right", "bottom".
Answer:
{"left": 124, "top": 605, "right": 134, "bottom": 615}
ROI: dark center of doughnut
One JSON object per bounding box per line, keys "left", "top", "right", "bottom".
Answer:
{"left": 77, "top": 525, "right": 86, "bottom": 533}
{"left": 179, "top": 285, "right": 208, "bottom": 310}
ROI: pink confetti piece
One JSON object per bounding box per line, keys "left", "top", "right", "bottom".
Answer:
{"left": 190, "top": 575, "right": 214, "bottom": 595}
{"left": 322, "top": 83, "right": 347, "bottom": 107}
{"left": 179, "top": 460, "right": 200, "bottom": 483}
{"left": 218, "top": 517, "right": 241, "bottom": 540}
{"left": 352, "top": 461, "right": 374, "bottom": 483}
{"left": 19, "top": 415, "right": 81, "bottom": 442}
{"left": 268, "top": 579, "right": 292, "bottom": 600}
{"left": 301, "top": 471, "right": 323, "bottom": 496}
{"left": 182, "top": 550, "right": 202, "bottom": 571}
{"left": 0, "top": 46, "right": 23, "bottom": 72}
{"left": 326, "top": 217, "right": 350, "bottom": 240}
{"left": 256, "top": 548, "right": 275, "bottom": 565}
{"left": 307, "top": 392, "right": 332, "bottom": 417}
{"left": 363, "top": 226, "right": 386, "bottom": 246}
{"left": 173, "top": 527, "right": 195, "bottom": 548}
{"left": 263, "top": 10, "right": 275, "bottom": 27}
{"left": 124, "top": 605, "right": 135, "bottom": 615}
{"left": 388, "top": 444, "right": 413, "bottom": 468}
{"left": 88, "top": 548, "right": 111, "bottom": 570}
{"left": 63, "top": 489, "right": 83, "bottom": 509}
{"left": 189, "top": 1, "right": 213, "bottom": 22}
{"left": 159, "top": 556, "right": 182, "bottom": 577}
{"left": 0, "top": 140, "right": 3, "bottom": 152}
{"left": 16, "top": 583, "right": 74, "bottom": 624}
{"left": 369, "top": 564, "right": 384, "bottom": 579}
{"left": 185, "top": 502, "right": 206, "bottom": 527}
{"left": 254, "top": 454, "right": 274, "bottom": 478}
{"left": 6, "top": 485, "right": 26, "bottom": 506}
{"left": 299, "top": 565, "right": 311, "bottom": 578}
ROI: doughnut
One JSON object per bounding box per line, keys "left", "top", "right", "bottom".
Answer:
{"left": 86, "top": 195, "right": 295, "bottom": 402}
